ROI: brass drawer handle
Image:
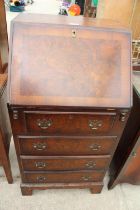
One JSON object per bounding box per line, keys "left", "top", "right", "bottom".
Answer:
{"left": 89, "top": 144, "right": 101, "bottom": 151}
{"left": 37, "top": 176, "right": 46, "bottom": 182}
{"left": 82, "top": 175, "right": 91, "bottom": 181}
{"left": 35, "top": 162, "right": 47, "bottom": 169}
{"left": 33, "top": 143, "right": 47, "bottom": 151}
{"left": 86, "top": 161, "right": 96, "bottom": 169}
{"left": 37, "top": 119, "right": 52, "bottom": 129}
{"left": 89, "top": 120, "right": 102, "bottom": 130}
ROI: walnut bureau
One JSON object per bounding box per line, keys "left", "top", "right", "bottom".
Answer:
{"left": 7, "top": 14, "right": 132, "bottom": 195}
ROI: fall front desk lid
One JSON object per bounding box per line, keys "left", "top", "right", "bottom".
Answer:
{"left": 8, "top": 14, "right": 132, "bottom": 108}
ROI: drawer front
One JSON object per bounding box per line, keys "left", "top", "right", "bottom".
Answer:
{"left": 25, "top": 112, "right": 116, "bottom": 135}
{"left": 18, "top": 136, "right": 117, "bottom": 155}
{"left": 20, "top": 155, "right": 111, "bottom": 171}
{"left": 23, "top": 170, "right": 105, "bottom": 183}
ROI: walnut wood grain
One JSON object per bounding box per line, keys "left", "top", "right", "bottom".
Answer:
{"left": 25, "top": 112, "right": 116, "bottom": 135}
{"left": 20, "top": 155, "right": 111, "bottom": 171}
{"left": 23, "top": 170, "right": 105, "bottom": 183}
{"left": 8, "top": 14, "right": 132, "bottom": 108}
{"left": 8, "top": 108, "right": 121, "bottom": 136}
{"left": 18, "top": 136, "right": 117, "bottom": 156}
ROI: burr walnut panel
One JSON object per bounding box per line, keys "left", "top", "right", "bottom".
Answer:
{"left": 20, "top": 35, "right": 121, "bottom": 98}
{"left": 8, "top": 14, "right": 131, "bottom": 108}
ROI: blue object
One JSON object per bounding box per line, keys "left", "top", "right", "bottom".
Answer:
{"left": 92, "top": 0, "right": 98, "bottom": 7}
{"left": 10, "top": 5, "right": 25, "bottom": 12}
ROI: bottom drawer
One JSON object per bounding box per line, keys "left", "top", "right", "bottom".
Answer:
{"left": 23, "top": 170, "right": 105, "bottom": 183}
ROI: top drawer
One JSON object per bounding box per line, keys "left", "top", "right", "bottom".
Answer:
{"left": 10, "top": 110, "right": 116, "bottom": 135}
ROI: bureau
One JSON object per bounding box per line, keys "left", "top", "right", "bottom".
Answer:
{"left": 8, "top": 14, "right": 132, "bottom": 195}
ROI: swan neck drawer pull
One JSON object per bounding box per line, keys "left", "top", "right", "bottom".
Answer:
{"left": 89, "top": 120, "right": 102, "bottom": 130}
{"left": 82, "top": 175, "right": 92, "bottom": 181}
{"left": 37, "top": 176, "right": 46, "bottom": 182}
{"left": 86, "top": 161, "right": 96, "bottom": 169}
{"left": 35, "top": 162, "right": 47, "bottom": 169}
{"left": 33, "top": 143, "right": 47, "bottom": 151}
{"left": 89, "top": 144, "right": 101, "bottom": 151}
{"left": 37, "top": 119, "right": 52, "bottom": 129}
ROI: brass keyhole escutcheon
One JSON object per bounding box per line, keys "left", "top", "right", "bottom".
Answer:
{"left": 72, "top": 30, "right": 76, "bottom": 38}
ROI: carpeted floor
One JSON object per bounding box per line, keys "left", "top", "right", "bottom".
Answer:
{"left": 0, "top": 1, "right": 140, "bottom": 209}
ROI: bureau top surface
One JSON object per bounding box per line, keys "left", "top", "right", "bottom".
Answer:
{"left": 8, "top": 14, "right": 132, "bottom": 108}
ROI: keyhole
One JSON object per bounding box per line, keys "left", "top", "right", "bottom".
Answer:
{"left": 72, "top": 30, "right": 76, "bottom": 38}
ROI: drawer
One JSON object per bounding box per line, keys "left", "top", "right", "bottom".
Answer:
{"left": 23, "top": 170, "right": 105, "bottom": 183}
{"left": 18, "top": 136, "right": 117, "bottom": 155}
{"left": 24, "top": 111, "right": 116, "bottom": 135}
{"left": 20, "top": 155, "right": 111, "bottom": 171}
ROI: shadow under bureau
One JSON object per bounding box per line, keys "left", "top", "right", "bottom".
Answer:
{"left": 7, "top": 14, "right": 132, "bottom": 195}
